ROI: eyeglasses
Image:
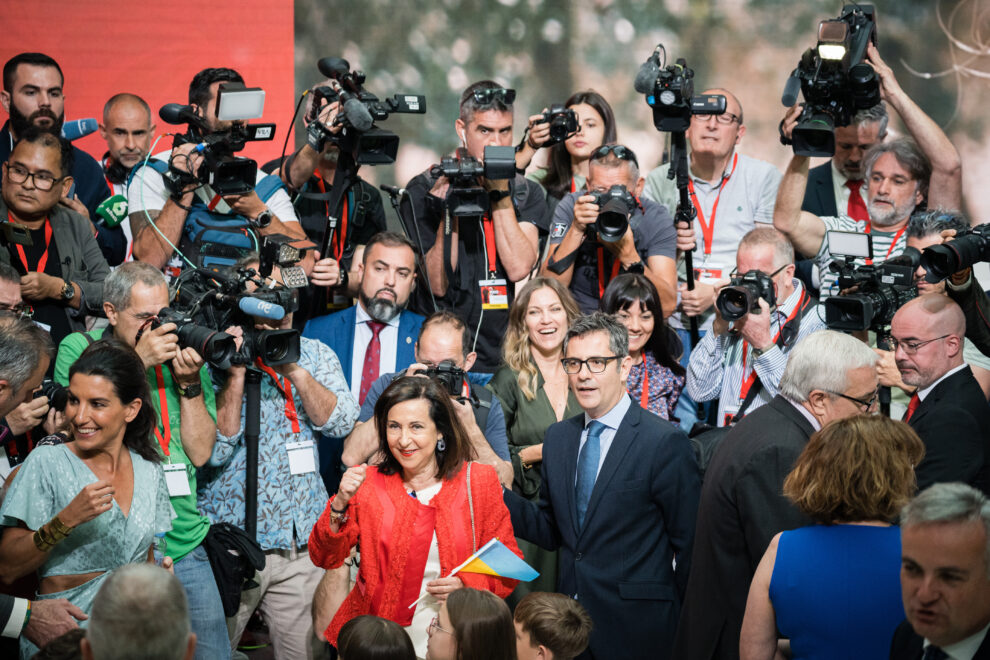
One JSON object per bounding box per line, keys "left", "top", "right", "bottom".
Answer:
{"left": 429, "top": 616, "right": 453, "bottom": 636}
{"left": 561, "top": 355, "right": 621, "bottom": 374}
{"left": 5, "top": 164, "right": 65, "bottom": 192}
{"left": 590, "top": 144, "right": 639, "bottom": 167}
{"left": 472, "top": 87, "right": 516, "bottom": 106}
{"left": 826, "top": 389, "right": 879, "bottom": 412}
{"left": 694, "top": 112, "right": 741, "bottom": 126}
{"left": 889, "top": 335, "right": 951, "bottom": 355}
{"left": 0, "top": 303, "right": 33, "bottom": 318}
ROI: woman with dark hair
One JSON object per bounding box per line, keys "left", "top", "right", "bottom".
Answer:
{"left": 309, "top": 376, "right": 522, "bottom": 658}
{"left": 601, "top": 273, "right": 685, "bottom": 420}
{"left": 338, "top": 615, "right": 416, "bottom": 660}
{"left": 426, "top": 587, "right": 517, "bottom": 660}
{"left": 527, "top": 90, "right": 617, "bottom": 200}
{"left": 0, "top": 339, "right": 173, "bottom": 658}
{"left": 740, "top": 415, "right": 925, "bottom": 660}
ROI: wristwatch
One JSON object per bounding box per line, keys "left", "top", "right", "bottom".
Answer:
{"left": 751, "top": 345, "right": 772, "bottom": 359}
{"left": 253, "top": 209, "right": 273, "bottom": 228}
{"left": 489, "top": 189, "right": 511, "bottom": 204}
{"left": 60, "top": 281, "right": 75, "bottom": 301}
{"left": 178, "top": 383, "right": 203, "bottom": 399}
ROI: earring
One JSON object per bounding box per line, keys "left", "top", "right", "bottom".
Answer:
{"left": 437, "top": 436, "right": 446, "bottom": 452}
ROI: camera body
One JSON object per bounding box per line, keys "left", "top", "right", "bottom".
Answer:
{"left": 538, "top": 104, "right": 579, "bottom": 145}
{"left": 716, "top": 270, "right": 778, "bottom": 321}
{"left": 587, "top": 185, "right": 637, "bottom": 243}
{"left": 920, "top": 223, "right": 990, "bottom": 282}
{"left": 432, "top": 147, "right": 516, "bottom": 216}
{"left": 35, "top": 379, "right": 69, "bottom": 412}
{"left": 824, "top": 256, "right": 916, "bottom": 332}
{"left": 785, "top": 4, "right": 880, "bottom": 157}
{"left": 424, "top": 360, "right": 466, "bottom": 397}
{"left": 646, "top": 65, "right": 727, "bottom": 132}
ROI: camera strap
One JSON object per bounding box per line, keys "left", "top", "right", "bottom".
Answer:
{"left": 153, "top": 365, "right": 172, "bottom": 457}
{"left": 255, "top": 360, "right": 301, "bottom": 434}
{"left": 8, "top": 214, "right": 51, "bottom": 274}
{"left": 687, "top": 153, "right": 738, "bottom": 257}
{"left": 597, "top": 247, "right": 622, "bottom": 299}
{"left": 313, "top": 172, "right": 351, "bottom": 262}
{"left": 863, "top": 222, "right": 907, "bottom": 266}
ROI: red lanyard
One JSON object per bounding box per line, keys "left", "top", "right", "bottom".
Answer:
{"left": 482, "top": 215, "right": 497, "bottom": 275}
{"left": 596, "top": 247, "right": 622, "bottom": 298}
{"left": 738, "top": 290, "right": 808, "bottom": 401}
{"left": 256, "top": 360, "right": 301, "bottom": 433}
{"left": 9, "top": 214, "right": 52, "bottom": 274}
{"left": 640, "top": 367, "right": 650, "bottom": 409}
{"left": 570, "top": 177, "right": 576, "bottom": 193}
{"left": 316, "top": 172, "right": 349, "bottom": 262}
{"left": 687, "top": 153, "right": 739, "bottom": 256}
{"left": 153, "top": 366, "right": 172, "bottom": 456}
{"left": 863, "top": 223, "right": 907, "bottom": 266}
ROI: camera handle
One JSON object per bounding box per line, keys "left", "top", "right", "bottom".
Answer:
{"left": 875, "top": 330, "right": 893, "bottom": 418}
{"left": 670, "top": 130, "right": 701, "bottom": 348}
{"left": 244, "top": 367, "right": 263, "bottom": 540}
{"left": 319, "top": 149, "right": 363, "bottom": 261}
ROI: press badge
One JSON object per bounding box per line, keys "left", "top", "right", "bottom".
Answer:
{"left": 164, "top": 463, "right": 192, "bottom": 497}
{"left": 479, "top": 279, "right": 508, "bottom": 309}
{"left": 287, "top": 440, "right": 317, "bottom": 475}
{"left": 694, "top": 262, "right": 726, "bottom": 285}
{"left": 721, "top": 403, "right": 740, "bottom": 428}
{"left": 0, "top": 447, "right": 10, "bottom": 480}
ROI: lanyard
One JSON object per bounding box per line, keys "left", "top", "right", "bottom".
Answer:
{"left": 256, "top": 360, "right": 301, "bottom": 433}
{"left": 596, "top": 247, "right": 622, "bottom": 299}
{"left": 863, "top": 222, "right": 907, "bottom": 266}
{"left": 9, "top": 214, "right": 52, "bottom": 274}
{"left": 639, "top": 366, "right": 650, "bottom": 409}
{"left": 570, "top": 177, "right": 576, "bottom": 194}
{"left": 738, "top": 290, "right": 808, "bottom": 401}
{"left": 315, "top": 172, "right": 349, "bottom": 262}
{"left": 687, "top": 153, "right": 739, "bottom": 256}
{"left": 153, "top": 366, "right": 171, "bottom": 457}
{"left": 482, "top": 215, "right": 497, "bottom": 276}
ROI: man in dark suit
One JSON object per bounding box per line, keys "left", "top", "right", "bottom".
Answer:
{"left": 674, "top": 329, "right": 881, "bottom": 660}
{"left": 891, "top": 295, "right": 990, "bottom": 495}
{"left": 504, "top": 312, "right": 701, "bottom": 660}
{"left": 891, "top": 482, "right": 990, "bottom": 659}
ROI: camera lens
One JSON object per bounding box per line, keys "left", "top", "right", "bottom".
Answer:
{"left": 595, "top": 200, "right": 631, "bottom": 243}
{"left": 254, "top": 329, "right": 301, "bottom": 367}
{"left": 177, "top": 325, "right": 237, "bottom": 367}
{"left": 848, "top": 63, "right": 881, "bottom": 109}
{"left": 716, "top": 286, "right": 753, "bottom": 322}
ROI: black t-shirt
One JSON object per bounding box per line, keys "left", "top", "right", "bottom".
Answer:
{"left": 400, "top": 170, "right": 550, "bottom": 372}
{"left": 7, "top": 223, "right": 72, "bottom": 359}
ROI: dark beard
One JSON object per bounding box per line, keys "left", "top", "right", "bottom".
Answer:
{"left": 8, "top": 103, "right": 63, "bottom": 138}
{"left": 360, "top": 289, "right": 402, "bottom": 323}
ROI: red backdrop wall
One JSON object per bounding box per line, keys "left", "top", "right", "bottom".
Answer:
{"left": 0, "top": 0, "right": 295, "bottom": 164}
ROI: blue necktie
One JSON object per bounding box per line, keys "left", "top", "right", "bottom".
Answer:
{"left": 576, "top": 420, "right": 606, "bottom": 528}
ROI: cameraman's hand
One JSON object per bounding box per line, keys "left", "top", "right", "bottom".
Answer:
{"left": 604, "top": 225, "right": 638, "bottom": 262}
{"left": 451, "top": 396, "right": 480, "bottom": 433}
{"left": 679, "top": 281, "right": 716, "bottom": 317}
{"left": 675, "top": 221, "right": 698, "bottom": 253}
{"left": 169, "top": 143, "right": 202, "bottom": 176}
{"left": 405, "top": 363, "right": 430, "bottom": 378}
{"left": 429, "top": 175, "right": 451, "bottom": 201}
{"left": 526, "top": 111, "right": 552, "bottom": 149}
{"left": 874, "top": 348, "right": 910, "bottom": 391}
{"left": 43, "top": 406, "right": 65, "bottom": 436}
{"left": 5, "top": 397, "right": 50, "bottom": 436}
{"left": 311, "top": 257, "right": 342, "bottom": 288}
{"left": 735, "top": 298, "right": 773, "bottom": 351}
{"left": 20, "top": 272, "right": 63, "bottom": 301}
{"left": 867, "top": 42, "right": 903, "bottom": 102}
{"left": 710, "top": 278, "right": 733, "bottom": 336}
{"left": 573, "top": 195, "right": 599, "bottom": 231}
{"left": 316, "top": 100, "right": 343, "bottom": 134}
{"left": 135, "top": 323, "right": 180, "bottom": 369}
{"left": 172, "top": 347, "right": 205, "bottom": 388}
{"left": 223, "top": 192, "right": 267, "bottom": 220}
{"left": 223, "top": 326, "right": 247, "bottom": 377}
{"left": 482, "top": 176, "right": 509, "bottom": 193}
{"left": 780, "top": 104, "right": 803, "bottom": 143}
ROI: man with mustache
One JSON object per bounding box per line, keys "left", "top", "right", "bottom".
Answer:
{"left": 0, "top": 53, "right": 125, "bottom": 266}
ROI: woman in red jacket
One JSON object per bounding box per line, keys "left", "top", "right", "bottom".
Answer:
{"left": 309, "top": 376, "right": 523, "bottom": 657}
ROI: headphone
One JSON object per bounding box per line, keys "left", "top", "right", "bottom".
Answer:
{"left": 103, "top": 153, "right": 129, "bottom": 185}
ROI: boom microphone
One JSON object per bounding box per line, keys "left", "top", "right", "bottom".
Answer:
{"left": 634, "top": 45, "right": 663, "bottom": 94}
{"left": 781, "top": 72, "right": 802, "bottom": 107}
{"left": 60, "top": 118, "right": 98, "bottom": 141}
{"left": 238, "top": 296, "right": 286, "bottom": 321}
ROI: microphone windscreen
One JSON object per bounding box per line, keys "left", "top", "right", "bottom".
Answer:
{"left": 318, "top": 57, "right": 350, "bottom": 80}
{"left": 781, "top": 75, "right": 802, "bottom": 107}
{"left": 60, "top": 118, "right": 98, "bottom": 141}
{"left": 159, "top": 103, "right": 190, "bottom": 124}
{"left": 238, "top": 297, "right": 286, "bottom": 321}
{"left": 342, "top": 97, "right": 373, "bottom": 132}
{"left": 633, "top": 61, "right": 660, "bottom": 94}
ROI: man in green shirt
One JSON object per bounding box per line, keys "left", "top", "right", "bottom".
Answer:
{"left": 54, "top": 261, "right": 230, "bottom": 660}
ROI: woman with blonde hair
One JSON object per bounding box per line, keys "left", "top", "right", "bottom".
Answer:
{"left": 740, "top": 415, "right": 925, "bottom": 660}
{"left": 487, "top": 277, "right": 582, "bottom": 600}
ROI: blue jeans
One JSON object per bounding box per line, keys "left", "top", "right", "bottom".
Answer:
{"left": 174, "top": 544, "right": 231, "bottom": 660}
{"left": 674, "top": 327, "right": 711, "bottom": 432}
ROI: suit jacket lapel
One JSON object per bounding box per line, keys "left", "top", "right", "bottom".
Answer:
{"left": 577, "top": 403, "right": 639, "bottom": 540}
{"left": 560, "top": 415, "right": 583, "bottom": 539}
{"left": 910, "top": 367, "right": 972, "bottom": 427}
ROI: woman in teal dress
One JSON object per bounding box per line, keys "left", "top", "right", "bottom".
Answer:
{"left": 488, "top": 277, "right": 583, "bottom": 601}
{"left": 0, "top": 340, "right": 173, "bottom": 658}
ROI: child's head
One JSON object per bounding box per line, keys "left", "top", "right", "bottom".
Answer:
{"left": 513, "top": 593, "right": 592, "bottom": 660}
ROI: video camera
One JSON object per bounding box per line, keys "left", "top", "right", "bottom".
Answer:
{"left": 716, "top": 271, "right": 777, "bottom": 322}
{"left": 823, "top": 231, "right": 917, "bottom": 332}
{"left": 431, "top": 146, "right": 516, "bottom": 216}
{"left": 307, "top": 57, "right": 426, "bottom": 165}
{"left": 538, "top": 105, "right": 578, "bottom": 145}
{"left": 159, "top": 83, "right": 276, "bottom": 196}
{"left": 920, "top": 223, "right": 990, "bottom": 283}
{"left": 635, "top": 45, "right": 727, "bottom": 132}
{"left": 781, "top": 4, "right": 881, "bottom": 157}
{"left": 587, "top": 185, "right": 637, "bottom": 243}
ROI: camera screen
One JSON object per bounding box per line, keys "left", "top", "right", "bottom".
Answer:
{"left": 827, "top": 230, "right": 873, "bottom": 259}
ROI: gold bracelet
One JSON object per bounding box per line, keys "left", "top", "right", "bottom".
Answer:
{"left": 329, "top": 509, "right": 349, "bottom": 525}
{"left": 33, "top": 530, "right": 54, "bottom": 552}
{"left": 49, "top": 515, "right": 73, "bottom": 538}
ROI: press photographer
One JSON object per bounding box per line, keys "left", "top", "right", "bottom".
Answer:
{"left": 541, "top": 144, "right": 677, "bottom": 315}
{"left": 50, "top": 261, "right": 229, "bottom": 660}
{"left": 127, "top": 67, "right": 310, "bottom": 282}
{"left": 932, "top": 224, "right": 990, "bottom": 360}
{"left": 400, "top": 80, "right": 550, "bottom": 374}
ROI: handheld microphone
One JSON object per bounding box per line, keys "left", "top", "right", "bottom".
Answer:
{"left": 781, "top": 72, "right": 802, "bottom": 107}
{"left": 61, "top": 118, "right": 98, "bottom": 141}
{"left": 238, "top": 296, "right": 286, "bottom": 321}
{"left": 379, "top": 184, "right": 406, "bottom": 198}
{"left": 633, "top": 45, "right": 663, "bottom": 94}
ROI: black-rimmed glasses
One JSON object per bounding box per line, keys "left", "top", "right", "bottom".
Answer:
{"left": 695, "top": 112, "right": 741, "bottom": 126}
{"left": 0, "top": 303, "right": 33, "bottom": 319}
{"left": 561, "top": 356, "right": 621, "bottom": 374}
{"left": 826, "top": 389, "right": 879, "bottom": 412}
{"left": 472, "top": 87, "right": 516, "bottom": 106}
{"left": 4, "top": 163, "right": 65, "bottom": 191}
{"left": 590, "top": 144, "right": 639, "bottom": 167}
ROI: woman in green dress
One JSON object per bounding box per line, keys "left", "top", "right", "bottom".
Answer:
{"left": 487, "top": 277, "right": 582, "bottom": 601}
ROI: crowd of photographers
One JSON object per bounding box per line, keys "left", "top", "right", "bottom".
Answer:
{"left": 3, "top": 8, "right": 990, "bottom": 657}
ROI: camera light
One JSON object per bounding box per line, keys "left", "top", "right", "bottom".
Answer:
{"left": 817, "top": 19, "right": 849, "bottom": 61}
{"left": 817, "top": 44, "right": 847, "bottom": 60}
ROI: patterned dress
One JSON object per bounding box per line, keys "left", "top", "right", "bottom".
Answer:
{"left": 626, "top": 350, "right": 684, "bottom": 421}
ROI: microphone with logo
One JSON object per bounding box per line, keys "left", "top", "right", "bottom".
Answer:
{"left": 61, "top": 118, "right": 99, "bottom": 142}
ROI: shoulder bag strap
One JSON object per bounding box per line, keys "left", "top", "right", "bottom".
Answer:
{"left": 467, "top": 461, "right": 476, "bottom": 553}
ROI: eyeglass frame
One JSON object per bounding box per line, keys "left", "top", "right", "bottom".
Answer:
{"left": 590, "top": 144, "right": 639, "bottom": 168}
{"left": 3, "top": 162, "right": 67, "bottom": 192}
{"left": 471, "top": 87, "right": 516, "bottom": 106}
{"left": 888, "top": 334, "right": 951, "bottom": 355}
{"left": 561, "top": 355, "right": 622, "bottom": 375}
{"left": 694, "top": 112, "right": 741, "bottom": 126}
{"left": 825, "top": 388, "right": 880, "bottom": 412}
{"left": 429, "top": 616, "right": 453, "bottom": 636}
{"left": 0, "top": 302, "right": 34, "bottom": 318}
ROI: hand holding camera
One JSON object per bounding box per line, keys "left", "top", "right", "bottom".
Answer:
{"left": 135, "top": 322, "right": 181, "bottom": 369}
{"left": 733, "top": 297, "right": 773, "bottom": 350}
{"left": 171, "top": 346, "right": 206, "bottom": 388}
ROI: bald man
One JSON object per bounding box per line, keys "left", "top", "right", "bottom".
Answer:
{"left": 891, "top": 294, "right": 990, "bottom": 495}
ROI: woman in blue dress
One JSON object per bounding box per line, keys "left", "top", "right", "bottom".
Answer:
{"left": 0, "top": 339, "right": 173, "bottom": 658}
{"left": 740, "top": 415, "right": 924, "bottom": 660}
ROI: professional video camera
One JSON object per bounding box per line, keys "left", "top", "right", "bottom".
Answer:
{"left": 431, "top": 146, "right": 516, "bottom": 216}
{"left": 822, "top": 231, "right": 917, "bottom": 332}
{"left": 634, "top": 44, "right": 727, "bottom": 132}
{"left": 34, "top": 379, "right": 69, "bottom": 413}
{"left": 920, "top": 223, "right": 990, "bottom": 283}
{"left": 537, "top": 105, "right": 578, "bottom": 145}
{"left": 587, "top": 185, "right": 637, "bottom": 243}
{"left": 159, "top": 83, "right": 276, "bottom": 196}
{"left": 716, "top": 271, "right": 778, "bottom": 322}
{"left": 781, "top": 4, "right": 880, "bottom": 157}
{"left": 307, "top": 57, "right": 426, "bottom": 165}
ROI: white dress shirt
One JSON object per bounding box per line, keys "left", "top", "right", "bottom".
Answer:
{"left": 350, "top": 304, "right": 400, "bottom": 400}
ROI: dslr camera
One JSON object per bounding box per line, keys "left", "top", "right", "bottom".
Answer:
{"left": 431, "top": 146, "right": 516, "bottom": 216}
{"left": 537, "top": 105, "right": 578, "bottom": 145}
{"left": 159, "top": 83, "right": 276, "bottom": 196}
{"left": 781, "top": 4, "right": 880, "bottom": 157}
{"left": 636, "top": 45, "right": 727, "bottom": 132}
{"left": 920, "top": 223, "right": 990, "bottom": 282}
{"left": 587, "top": 185, "right": 637, "bottom": 243}
{"left": 34, "top": 379, "right": 69, "bottom": 413}
{"left": 716, "top": 271, "right": 777, "bottom": 322}
{"left": 423, "top": 360, "right": 466, "bottom": 397}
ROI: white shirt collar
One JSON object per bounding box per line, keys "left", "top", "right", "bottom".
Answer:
{"left": 918, "top": 363, "right": 968, "bottom": 401}
{"left": 786, "top": 397, "right": 822, "bottom": 432}
{"left": 926, "top": 621, "right": 990, "bottom": 660}
{"left": 584, "top": 392, "right": 632, "bottom": 430}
